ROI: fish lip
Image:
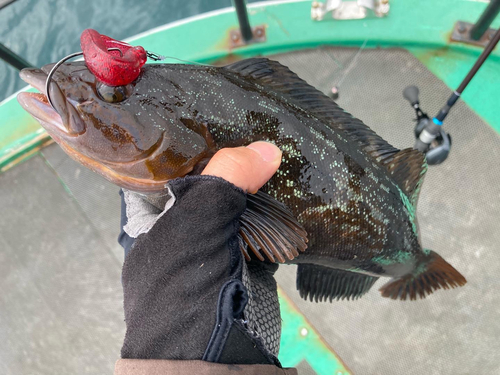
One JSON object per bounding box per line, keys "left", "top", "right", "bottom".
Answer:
{"left": 18, "top": 67, "right": 80, "bottom": 136}
{"left": 17, "top": 91, "right": 70, "bottom": 136}
{"left": 20, "top": 68, "right": 48, "bottom": 94}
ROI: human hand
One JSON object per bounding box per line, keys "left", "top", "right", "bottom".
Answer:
{"left": 201, "top": 141, "right": 282, "bottom": 193}
{"left": 118, "top": 141, "right": 294, "bottom": 372}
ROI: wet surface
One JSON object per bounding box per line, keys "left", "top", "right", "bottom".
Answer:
{"left": 1, "top": 47, "right": 499, "bottom": 374}
{"left": 273, "top": 47, "right": 500, "bottom": 375}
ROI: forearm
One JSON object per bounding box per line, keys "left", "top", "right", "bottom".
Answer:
{"left": 114, "top": 359, "right": 297, "bottom": 375}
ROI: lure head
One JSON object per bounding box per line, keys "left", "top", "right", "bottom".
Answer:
{"left": 80, "top": 28, "right": 147, "bottom": 86}
{"left": 17, "top": 62, "right": 212, "bottom": 192}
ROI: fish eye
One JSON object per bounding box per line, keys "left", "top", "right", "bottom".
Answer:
{"left": 97, "top": 83, "right": 131, "bottom": 103}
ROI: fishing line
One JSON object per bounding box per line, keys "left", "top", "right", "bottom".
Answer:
{"left": 148, "top": 53, "right": 213, "bottom": 67}
{"left": 335, "top": 39, "right": 368, "bottom": 88}
{"left": 321, "top": 48, "right": 344, "bottom": 70}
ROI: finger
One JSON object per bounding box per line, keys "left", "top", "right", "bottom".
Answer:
{"left": 201, "top": 141, "right": 282, "bottom": 193}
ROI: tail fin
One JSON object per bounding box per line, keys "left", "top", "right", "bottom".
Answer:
{"left": 379, "top": 251, "right": 466, "bottom": 300}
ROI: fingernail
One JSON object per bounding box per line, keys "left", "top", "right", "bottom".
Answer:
{"left": 246, "top": 141, "right": 282, "bottom": 162}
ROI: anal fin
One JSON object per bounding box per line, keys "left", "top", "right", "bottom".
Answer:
{"left": 239, "top": 190, "right": 308, "bottom": 263}
{"left": 297, "top": 264, "right": 378, "bottom": 302}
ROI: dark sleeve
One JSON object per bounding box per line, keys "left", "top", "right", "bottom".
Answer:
{"left": 114, "top": 359, "right": 298, "bottom": 375}
{"left": 121, "top": 175, "right": 262, "bottom": 361}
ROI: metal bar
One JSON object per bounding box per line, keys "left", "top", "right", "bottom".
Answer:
{"left": 0, "top": 0, "right": 17, "bottom": 11}
{"left": 470, "top": 0, "right": 500, "bottom": 41}
{"left": 0, "top": 42, "right": 34, "bottom": 70}
{"left": 233, "top": 0, "right": 253, "bottom": 43}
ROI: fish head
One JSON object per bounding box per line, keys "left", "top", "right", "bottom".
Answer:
{"left": 17, "top": 62, "right": 212, "bottom": 193}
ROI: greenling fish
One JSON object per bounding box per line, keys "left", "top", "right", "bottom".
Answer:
{"left": 17, "top": 58, "right": 466, "bottom": 301}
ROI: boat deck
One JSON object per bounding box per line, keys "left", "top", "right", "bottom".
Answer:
{"left": 1, "top": 47, "right": 499, "bottom": 374}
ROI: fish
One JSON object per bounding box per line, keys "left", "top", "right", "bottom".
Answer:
{"left": 17, "top": 57, "right": 466, "bottom": 301}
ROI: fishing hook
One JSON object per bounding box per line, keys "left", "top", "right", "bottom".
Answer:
{"left": 45, "top": 48, "right": 210, "bottom": 114}
{"left": 45, "top": 47, "right": 123, "bottom": 111}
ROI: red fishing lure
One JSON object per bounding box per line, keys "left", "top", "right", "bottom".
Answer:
{"left": 80, "top": 29, "right": 147, "bottom": 86}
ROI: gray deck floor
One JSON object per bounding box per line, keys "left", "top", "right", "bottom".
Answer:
{"left": 1, "top": 47, "right": 499, "bottom": 374}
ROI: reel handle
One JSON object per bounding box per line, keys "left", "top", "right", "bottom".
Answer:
{"left": 403, "top": 85, "right": 420, "bottom": 106}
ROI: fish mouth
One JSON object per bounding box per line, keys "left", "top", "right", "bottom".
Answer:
{"left": 16, "top": 66, "right": 171, "bottom": 193}
{"left": 17, "top": 66, "right": 83, "bottom": 138}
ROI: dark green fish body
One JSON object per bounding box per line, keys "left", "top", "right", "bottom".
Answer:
{"left": 17, "top": 58, "right": 466, "bottom": 301}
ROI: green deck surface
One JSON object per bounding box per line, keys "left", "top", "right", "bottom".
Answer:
{"left": 1, "top": 0, "right": 499, "bottom": 372}
{"left": 1, "top": 0, "right": 499, "bottom": 171}
{"left": 279, "top": 287, "right": 351, "bottom": 374}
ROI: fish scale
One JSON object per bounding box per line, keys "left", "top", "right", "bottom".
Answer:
{"left": 17, "top": 57, "right": 466, "bottom": 301}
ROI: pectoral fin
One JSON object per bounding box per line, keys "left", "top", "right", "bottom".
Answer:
{"left": 297, "top": 264, "right": 378, "bottom": 302}
{"left": 239, "top": 190, "right": 308, "bottom": 263}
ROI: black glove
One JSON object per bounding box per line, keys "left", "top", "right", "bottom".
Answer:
{"left": 119, "top": 175, "right": 282, "bottom": 366}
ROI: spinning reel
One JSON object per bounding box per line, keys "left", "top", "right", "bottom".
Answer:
{"left": 404, "top": 27, "right": 499, "bottom": 165}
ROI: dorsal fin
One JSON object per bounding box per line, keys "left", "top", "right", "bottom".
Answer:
{"left": 223, "top": 58, "right": 427, "bottom": 206}
{"left": 222, "top": 58, "right": 400, "bottom": 162}
{"left": 379, "top": 148, "right": 427, "bottom": 206}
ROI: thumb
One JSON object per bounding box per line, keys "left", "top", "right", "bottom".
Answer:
{"left": 201, "top": 141, "right": 282, "bottom": 193}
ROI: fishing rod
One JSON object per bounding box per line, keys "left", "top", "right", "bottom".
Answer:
{"left": 403, "top": 26, "right": 500, "bottom": 165}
